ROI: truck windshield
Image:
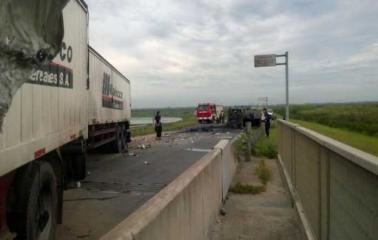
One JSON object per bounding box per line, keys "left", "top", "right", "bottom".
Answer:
{"left": 197, "top": 105, "right": 209, "bottom": 111}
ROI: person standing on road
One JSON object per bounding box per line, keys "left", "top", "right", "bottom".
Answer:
{"left": 263, "top": 108, "right": 271, "bottom": 137}
{"left": 220, "top": 110, "right": 225, "bottom": 124}
{"left": 153, "top": 111, "right": 162, "bottom": 140}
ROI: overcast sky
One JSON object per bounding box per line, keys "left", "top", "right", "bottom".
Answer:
{"left": 86, "top": 0, "right": 378, "bottom": 108}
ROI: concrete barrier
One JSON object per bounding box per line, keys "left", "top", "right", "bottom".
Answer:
{"left": 277, "top": 120, "right": 378, "bottom": 240}
{"left": 101, "top": 138, "right": 239, "bottom": 240}
{"left": 214, "top": 138, "right": 238, "bottom": 202}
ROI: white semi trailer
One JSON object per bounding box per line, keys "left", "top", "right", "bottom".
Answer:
{"left": 0, "top": 1, "right": 131, "bottom": 239}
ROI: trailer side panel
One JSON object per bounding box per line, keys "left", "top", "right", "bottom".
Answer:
{"left": 0, "top": 0, "right": 88, "bottom": 177}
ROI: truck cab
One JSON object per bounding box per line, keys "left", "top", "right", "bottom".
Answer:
{"left": 196, "top": 103, "right": 215, "bottom": 123}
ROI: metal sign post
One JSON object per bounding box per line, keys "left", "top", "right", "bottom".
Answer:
{"left": 254, "top": 52, "right": 289, "bottom": 120}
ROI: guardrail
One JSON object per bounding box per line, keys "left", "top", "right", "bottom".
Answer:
{"left": 277, "top": 120, "right": 378, "bottom": 240}
{"left": 101, "top": 136, "right": 240, "bottom": 240}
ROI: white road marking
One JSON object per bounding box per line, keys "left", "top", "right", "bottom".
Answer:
{"left": 185, "top": 148, "right": 212, "bottom": 152}
{"left": 217, "top": 136, "right": 233, "bottom": 139}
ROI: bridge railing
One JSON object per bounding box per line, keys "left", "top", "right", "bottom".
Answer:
{"left": 277, "top": 120, "right": 378, "bottom": 240}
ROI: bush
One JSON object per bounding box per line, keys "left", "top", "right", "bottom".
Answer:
{"left": 232, "top": 133, "right": 248, "bottom": 156}
{"left": 254, "top": 129, "right": 277, "bottom": 158}
{"left": 255, "top": 160, "right": 272, "bottom": 185}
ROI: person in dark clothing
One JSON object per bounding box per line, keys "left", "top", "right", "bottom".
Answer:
{"left": 263, "top": 108, "right": 271, "bottom": 137}
{"left": 220, "top": 110, "right": 225, "bottom": 124}
{"left": 154, "top": 111, "right": 162, "bottom": 140}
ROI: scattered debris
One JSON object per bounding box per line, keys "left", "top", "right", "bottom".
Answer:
{"left": 138, "top": 144, "right": 152, "bottom": 149}
{"left": 144, "top": 161, "right": 150, "bottom": 165}
{"left": 128, "top": 152, "right": 137, "bottom": 156}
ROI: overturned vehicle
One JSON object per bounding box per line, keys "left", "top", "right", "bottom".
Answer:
{"left": 227, "top": 106, "right": 261, "bottom": 129}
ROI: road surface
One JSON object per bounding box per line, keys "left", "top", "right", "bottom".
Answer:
{"left": 57, "top": 127, "right": 240, "bottom": 239}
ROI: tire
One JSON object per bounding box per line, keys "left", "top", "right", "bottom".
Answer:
{"left": 121, "top": 125, "right": 128, "bottom": 152}
{"left": 110, "top": 126, "right": 123, "bottom": 153}
{"left": 13, "top": 162, "right": 58, "bottom": 240}
{"left": 125, "top": 123, "right": 131, "bottom": 143}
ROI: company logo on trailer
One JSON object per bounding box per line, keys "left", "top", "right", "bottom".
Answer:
{"left": 28, "top": 42, "right": 73, "bottom": 88}
{"left": 102, "top": 73, "right": 124, "bottom": 110}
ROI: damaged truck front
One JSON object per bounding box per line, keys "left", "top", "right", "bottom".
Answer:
{"left": 0, "top": 0, "right": 131, "bottom": 239}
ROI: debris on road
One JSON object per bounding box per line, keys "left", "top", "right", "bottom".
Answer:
{"left": 220, "top": 208, "right": 226, "bottom": 216}
{"left": 128, "top": 152, "right": 137, "bottom": 157}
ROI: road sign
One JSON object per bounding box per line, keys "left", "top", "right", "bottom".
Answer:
{"left": 253, "top": 52, "right": 290, "bottom": 120}
{"left": 254, "top": 54, "right": 276, "bottom": 67}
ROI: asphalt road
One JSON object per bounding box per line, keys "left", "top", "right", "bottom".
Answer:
{"left": 57, "top": 127, "right": 240, "bottom": 240}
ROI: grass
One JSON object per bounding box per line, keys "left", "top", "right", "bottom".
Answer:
{"left": 254, "top": 126, "right": 278, "bottom": 159}
{"left": 254, "top": 160, "right": 272, "bottom": 185}
{"left": 291, "top": 119, "right": 378, "bottom": 156}
{"left": 229, "top": 159, "right": 272, "bottom": 194}
{"left": 232, "top": 133, "right": 249, "bottom": 158}
{"left": 229, "top": 182, "right": 266, "bottom": 194}
{"left": 273, "top": 103, "right": 378, "bottom": 137}
{"left": 131, "top": 113, "right": 197, "bottom": 137}
{"left": 232, "top": 124, "right": 278, "bottom": 160}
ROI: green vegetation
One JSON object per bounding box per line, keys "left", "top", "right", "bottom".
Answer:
{"left": 229, "top": 182, "right": 266, "bottom": 194}
{"left": 232, "top": 133, "right": 249, "bottom": 159}
{"left": 273, "top": 103, "right": 378, "bottom": 137}
{"left": 272, "top": 103, "right": 378, "bottom": 156}
{"left": 232, "top": 124, "right": 278, "bottom": 159}
{"left": 292, "top": 119, "right": 378, "bottom": 156}
{"left": 254, "top": 127, "right": 278, "bottom": 159}
{"left": 231, "top": 126, "right": 275, "bottom": 194}
{"left": 254, "top": 160, "right": 272, "bottom": 185}
{"left": 131, "top": 108, "right": 197, "bottom": 137}
{"left": 229, "top": 159, "right": 272, "bottom": 194}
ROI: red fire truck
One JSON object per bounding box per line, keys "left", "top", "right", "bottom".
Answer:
{"left": 196, "top": 103, "right": 224, "bottom": 124}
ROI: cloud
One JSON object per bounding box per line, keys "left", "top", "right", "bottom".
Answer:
{"left": 86, "top": 0, "right": 378, "bottom": 108}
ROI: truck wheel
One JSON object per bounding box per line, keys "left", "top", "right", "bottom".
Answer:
{"left": 15, "top": 162, "right": 58, "bottom": 240}
{"left": 121, "top": 125, "right": 128, "bottom": 152}
{"left": 110, "top": 126, "right": 124, "bottom": 153}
